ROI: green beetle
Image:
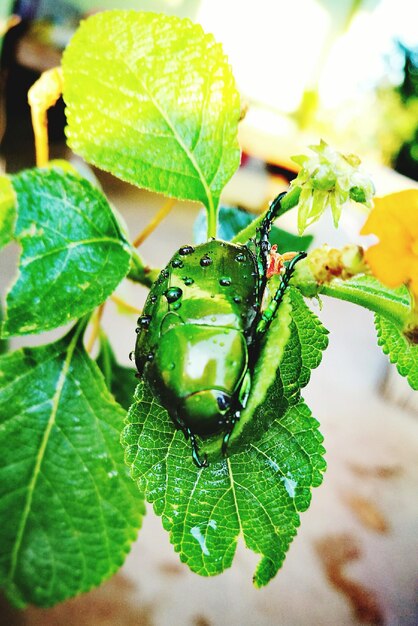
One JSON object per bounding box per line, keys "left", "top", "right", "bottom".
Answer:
{"left": 134, "top": 193, "right": 306, "bottom": 467}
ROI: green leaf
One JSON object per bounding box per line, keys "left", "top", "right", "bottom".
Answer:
{"left": 375, "top": 314, "right": 418, "bottom": 390}
{"left": 194, "top": 205, "right": 314, "bottom": 251}
{"left": 289, "top": 287, "right": 329, "bottom": 388}
{"left": 0, "top": 322, "right": 144, "bottom": 607}
{"left": 62, "top": 11, "right": 241, "bottom": 220}
{"left": 96, "top": 333, "right": 137, "bottom": 411}
{"left": 123, "top": 381, "right": 325, "bottom": 587}
{"left": 2, "top": 168, "right": 131, "bottom": 337}
{"left": 206, "top": 292, "right": 293, "bottom": 458}
{"left": 0, "top": 305, "right": 7, "bottom": 356}
{"left": 122, "top": 288, "right": 327, "bottom": 585}
{"left": 0, "top": 175, "right": 16, "bottom": 250}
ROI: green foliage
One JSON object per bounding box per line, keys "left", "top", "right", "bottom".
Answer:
{"left": 0, "top": 5, "right": 414, "bottom": 608}
{"left": 2, "top": 169, "right": 131, "bottom": 337}
{"left": 375, "top": 314, "right": 418, "bottom": 390}
{"left": 62, "top": 10, "right": 241, "bottom": 233}
{"left": 0, "top": 305, "right": 7, "bottom": 356}
{"left": 289, "top": 288, "right": 329, "bottom": 388}
{"left": 122, "top": 286, "right": 327, "bottom": 585}
{"left": 194, "top": 205, "right": 314, "bottom": 250}
{"left": 202, "top": 292, "right": 293, "bottom": 459}
{"left": 0, "top": 175, "right": 16, "bottom": 251}
{"left": 0, "top": 322, "right": 144, "bottom": 608}
{"left": 96, "top": 334, "right": 137, "bottom": 411}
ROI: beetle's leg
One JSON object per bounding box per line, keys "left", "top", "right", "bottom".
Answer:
{"left": 171, "top": 411, "right": 190, "bottom": 439}
{"left": 172, "top": 413, "right": 208, "bottom": 467}
{"left": 257, "top": 252, "right": 307, "bottom": 334}
{"left": 255, "top": 192, "right": 287, "bottom": 297}
{"left": 221, "top": 370, "right": 250, "bottom": 457}
{"left": 187, "top": 428, "right": 208, "bottom": 468}
{"left": 221, "top": 411, "right": 241, "bottom": 457}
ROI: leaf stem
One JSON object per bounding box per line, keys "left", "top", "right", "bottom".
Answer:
{"left": 110, "top": 294, "right": 141, "bottom": 314}
{"left": 28, "top": 67, "right": 63, "bottom": 167}
{"left": 86, "top": 303, "right": 105, "bottom": 353}
{"left": 231, "top": 187, "right": 301, "bottom": 244}
{"left": 133, "top": 198, "right": 176, "bottom": 248}
{"left": 127, "top": 250, "right": 159, "bottom": 287}
{"left": 206, "top": 195, "right": 217, "bottom": 239}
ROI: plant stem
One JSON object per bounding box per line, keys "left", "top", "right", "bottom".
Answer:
{"left": 133, "top": 198, "right": 176, "bottom": 248}
{"left": 231, "top": 187, "right": 301, "bottom": 244}
{"left": 110, "top": 294, "right": 141, "bottom": 314}
{"left": 318, "top": 279, "right": 411, "bottom": 329}
{"left": 127, "top": 249, "right": 159, "bottom": 287}
{"left": 206, "top": 195, "right": 217, "bottom": 239}
{"left": 86, "top": 304, "right": 105, "bottom": 353}
{"left": 28, "top": 67, "right": 63, "bottom": 167}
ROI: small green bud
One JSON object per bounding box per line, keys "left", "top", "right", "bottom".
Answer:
{"left": 349, "top": 186, "right": 366, "bottom": 203}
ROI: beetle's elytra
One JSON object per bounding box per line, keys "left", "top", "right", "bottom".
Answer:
{"left": 135, "top": 194, "right": 306, "bottom": 467}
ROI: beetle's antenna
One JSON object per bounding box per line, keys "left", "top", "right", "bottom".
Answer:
{"left": 255, "top": 192, "right": 287, "bottom": 297}
{"left": 256, "top": 252, "right": 307, "bottom": 334}
{"left": 188, "top": 429, "right": 208, "bottom": 468}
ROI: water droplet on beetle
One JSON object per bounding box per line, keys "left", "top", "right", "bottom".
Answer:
{"left": 183, "top": 277, "right": 194, "bottom": 286}
{"left": 167, "top": 362, "right": 176, "bottom": 370}
{"left": 171, "top": 301, "right": 182, "bottom": 311}
{"left": 179, "top": 245, "right": 194, "bottom": 256}
{"left": 219, "top": 277, "right": 231, "bottom": 287}
{"left": 165, "top": 286, "right": 183, "bottom": 303}
{"left": 233, "top": 296, "right": 242, "bottom": 303}
{"left": 200, "top": 255, "right": 212, "bottom": 267}
{"left": 150, "top": 294, "right": 157, "bottom": 303}
{"left": 146, "top": 352, "right": 154, "bottom": 361}
{"left": 161, "top": 269, "right": 169, "bottom": 279}
{"left": 138, "top": 314, "right": 152, "bottom": 329}
{"left": 129, "top": 351, "right": 135, "bottom": 362}
{"left": 235, "top": 252, "right": 246, "bottom": 262}
{"left": 135, "top": 327, "right": 140, "bottom": 334}
{"left": 171, "top": 258, "right": 184, "bottom": 268}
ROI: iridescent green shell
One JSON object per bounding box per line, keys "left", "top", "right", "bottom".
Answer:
{"left": 135, "top": 240, "right": 259, "bottom": 436}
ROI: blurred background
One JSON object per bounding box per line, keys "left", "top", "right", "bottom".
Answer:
{"left": 0, "top": 1, "right": 417, "bottom": 625}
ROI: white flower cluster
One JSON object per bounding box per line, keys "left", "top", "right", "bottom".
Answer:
{"left": 291, "top": 140, "right": 375, "bottom": 234}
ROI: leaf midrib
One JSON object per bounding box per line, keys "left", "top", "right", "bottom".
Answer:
{"left": 21, "top": 237, "right": 126, "bottom": 267}
{"left": 6, "top": 326, "right": 82, "bottom": 585}
{"left": 76, "top": 48, "right": 215, "bottom": 214}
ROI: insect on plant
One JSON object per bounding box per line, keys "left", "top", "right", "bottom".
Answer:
{"left": 134, "top": 192, "right": 306, "bottom": 467}
{"left": 1, "top": 9, "right": 417, "bottom": 609}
